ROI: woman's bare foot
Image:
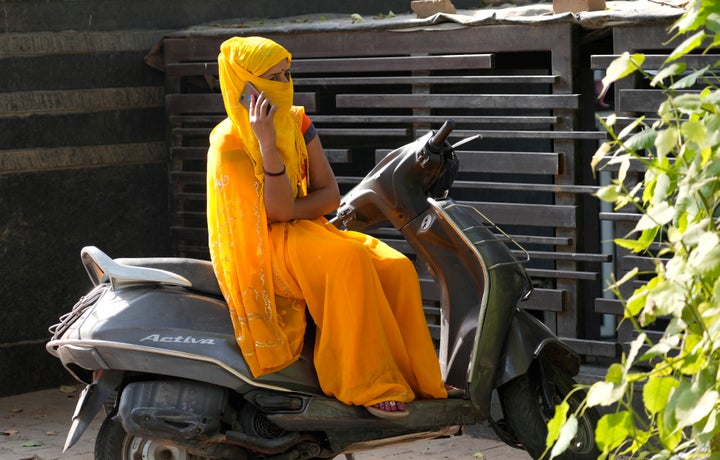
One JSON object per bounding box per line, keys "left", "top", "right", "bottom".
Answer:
{"left": 444, "top": 384, "right": 466, "bottom": 398}
{"left": 366, "top": 400, "right": 409, "bottom": 419}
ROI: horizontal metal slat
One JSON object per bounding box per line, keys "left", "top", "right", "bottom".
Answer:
{"left": 526, "top": 268, "right": 598, "bottom": 280}
{"left": 561, "top": 338, "right": 621, "bottom": 358}
{"left": 522, "top": 288, "right": 565, "bottom": 312}
{"left": 165, "top": 93, "right": 317, "bottom": 115}
{"left": 316, "top": 127, "right": 408, "bottom": 137}
{"left": 171, "top": 146, "right": 351, "bottom": 163}
{"left": 457, "top": 150, "right": 559, "bottom": 175}
{"left": 517, "top": 250, "right": 611, "bottom": 263}
{"left": 598, "top": 212, "right": 641, "bottom": 222}
{"left": 294, "top": 75, "right": 559, "bottom": 86}
{"left": 454, "top": 181, "right": 600, "bottom": 195}
{"left": 595, "top": 298, "right": 624, "bottom": 315}
{"left": 370, "top": 227, "right": 572, "bottom": 247}
{"left": 451, "top": 129, "right": 606, "bottom": 140}
{"left": 621, "top": 255, "right": 659, "bottom": 272}
{"left": 312, "top": 114, "right": 558, "bottom": 125}
{"left": 375, "top": 149, "right": 560, "bottom": 175}
{"left": 460, "top": 201, "right": 576, "bottom": 228}
{"left": 336, "top": 93, "right": 581, "bottom": 110}
{"left": 292, "top": 54, "right": 496, "bottom": 72}
{"left": 167, "top": 54, "right": 496, "bottom": 76}
{"left": 591, "top": 54, "right": 720, "bottom": 70}
{"left": 617, "top": 89, "right": 699, "bottom": 113}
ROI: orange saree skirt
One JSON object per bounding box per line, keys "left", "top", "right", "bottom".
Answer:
{"left": 268, "top": 218, "right": 447, "bottom": 406}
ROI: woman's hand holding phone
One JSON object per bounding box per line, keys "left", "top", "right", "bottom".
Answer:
{"left": 244, "top": 84, "right": 277, "bottom": 152}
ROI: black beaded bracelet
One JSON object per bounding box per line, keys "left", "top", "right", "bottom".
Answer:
{"left": 263, "top": 165, "right": 286, "bottom": 176}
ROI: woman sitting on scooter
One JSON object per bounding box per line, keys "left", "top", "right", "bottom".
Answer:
{"left": 206, "top": 36, "right": 448, "bottom": 419}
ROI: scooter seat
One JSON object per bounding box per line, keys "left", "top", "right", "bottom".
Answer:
{"left": 114, "top": 257, "right": 222, "bottom": 297}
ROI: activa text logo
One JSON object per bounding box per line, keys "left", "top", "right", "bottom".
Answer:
{"left": 140, "top": 334, "right": 216, "bottom": 345}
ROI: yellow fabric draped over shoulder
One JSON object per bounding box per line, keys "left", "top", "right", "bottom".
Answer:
{"left": 206, "top": 36, "right": 309, "bottom": 377}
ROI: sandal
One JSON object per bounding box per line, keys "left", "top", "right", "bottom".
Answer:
{"left": 366, "top": 400, "right": 409, "bottom": 419}
{"left": 445, "top": 384, "right": 466, "bottom": 398}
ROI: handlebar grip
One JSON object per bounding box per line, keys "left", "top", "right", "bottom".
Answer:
{"left": 429, "top": 119, "right": 456, "bottom": 148}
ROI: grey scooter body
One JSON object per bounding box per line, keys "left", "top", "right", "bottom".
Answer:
{"left": 47, "top": 121, "right": 581, "bottom": 459}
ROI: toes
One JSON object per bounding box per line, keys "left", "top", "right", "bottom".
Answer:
{"left": 373, "top": 400, "right": 406, "bottom": 412}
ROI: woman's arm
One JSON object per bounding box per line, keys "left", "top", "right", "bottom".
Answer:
{"left": 249, "top": 92, "right": 296, "bottom": 222}
{"left": 250, "top": 92, "right": 339, "bottom": 222}
{"left": 291, "top": 135, "right": 340, "bottom": 220}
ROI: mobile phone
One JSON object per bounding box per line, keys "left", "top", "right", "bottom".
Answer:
{"left": 239, "top": 82, "right": 273, "bottom": 115}
{"left": 239, "top": 82, "right": 260, "bottom": 111}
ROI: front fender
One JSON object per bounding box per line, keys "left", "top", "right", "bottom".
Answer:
{"left": 495, "top": 310, "right": 580, "bottom": 387}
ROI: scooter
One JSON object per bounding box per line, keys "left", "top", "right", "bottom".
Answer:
{"left": 47, "top": 120, "right": 599, "bottom": 460}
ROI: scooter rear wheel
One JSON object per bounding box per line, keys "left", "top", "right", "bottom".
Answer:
{"left": 94, "top": 416, "right": 208, "bottom": 460}
{"left": 498, "top": 364, "right": 600, "bottom": 460}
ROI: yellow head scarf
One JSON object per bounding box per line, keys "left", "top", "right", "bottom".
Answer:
{"left": 218, "top": 36, "right": 308, "bottom": 195}
{"left": 207, "top": 36, "right": 309, "bottom": 377}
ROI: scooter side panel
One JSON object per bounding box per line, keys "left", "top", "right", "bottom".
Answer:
{"left": 63, "top": 286, "right": 322, "bottom": 394}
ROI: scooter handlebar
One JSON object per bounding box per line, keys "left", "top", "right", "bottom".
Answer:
{"left": 429, "top": 119, "right": 456, "bottom": 149}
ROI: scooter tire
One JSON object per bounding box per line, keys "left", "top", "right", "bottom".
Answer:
{"left": 498, "top": 365, "right": 600, "bottom": 460}
{"left": 94, "top": 416, "right": 210, "bottom": 460}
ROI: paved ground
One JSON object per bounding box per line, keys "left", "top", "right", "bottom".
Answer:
{"left": 0, "top": 385, "right": 533, "bottom": 460}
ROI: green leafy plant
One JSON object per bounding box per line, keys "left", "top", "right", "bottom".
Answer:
{"left": 546, "top": 0, "right": 720, "bottom": 458}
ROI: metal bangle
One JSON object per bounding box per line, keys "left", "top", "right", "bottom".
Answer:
{"left": 263, "top": 165, "right": 286, "bottom": 176}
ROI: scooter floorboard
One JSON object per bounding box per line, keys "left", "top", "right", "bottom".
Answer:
{"left": 267, "top": 397, "right": 482, "bottom": 431}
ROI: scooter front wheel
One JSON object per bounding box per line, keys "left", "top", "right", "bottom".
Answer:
{"left": 498, "top": 364, "right": 600, "bottom": 460}
{"left": 94, "top": 416, "right": 209, "bottom": 460}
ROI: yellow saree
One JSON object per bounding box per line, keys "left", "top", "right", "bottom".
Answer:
{"left": 207, "top": 36, "right": 447, "bottom": 406}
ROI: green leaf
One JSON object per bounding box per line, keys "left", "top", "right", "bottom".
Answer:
{"left": 626, "top": 285, "right": 648, "bottom": 316}
{"left": 670, "top": 65, "right": 710, "bottom": 90}
{"left": 671, "top": 0, "right": 702, "bottom": 33}
{"left": 655, "top": 127, "right": 679, "bottom": 160}
{"left": 625, "top": 332, "right": 646, "bottom": 370}
{"left": 638, "top": 226, "right": 660, "bottom": 248}
{"left": 546, "top": 401, "right": 570, "bottom": 450}
{"left": 21, "top": 440, "right": 43, "bottom": 447}
{"left": 595, "top": 184, "right": 620, "bottom": 202}
{"left": 707, "top": 12, "right": 720, "bottom": 33}
{"left": 550, "top": 415, "right": 579, "bottom": 460}
{"left": 703, "top": 114, "right": 720, "bottom": 147}
{"left": 643, "top": 376, "right": 679, "bottom": 415}
{"left": 681, "top": 119, "right": 708, "bottom": 146}
{"left": 658, "top": 408, "right": 683, "bottom": 450}
{"left": 591, "top": 142, "right": 612, "bottom": 171}
{"left": 647, "top": 277, "right": 685, "bottom": 318}
{"left": 667, "top": 31, "right": 707, "bottom": 62}
{"left": 687, "top": 232, "right": 720, "bottom": 276}
{"left": 652, "top": 173, "right": 671, "bottom": 206}
{"left": 625, "top": 128, "right": 658, "bottom": 152}
{"left": 674, "top": 384, "right": 719, "bottom": 428}
{"left": 614, "top": 238, "right": 651, "bottom": 252}
{"left": 602, "top": 52, "right": 645, "bottom": 89}
{"left": 635, "top": 202, "right": 675, "bottom": 232}
{"left": 596, "top": 411, "right": 633, "bottom": 451}
{"left": 651, "top": 62, "right": 687, "bottom": 87}
{"left": 674, "top": 93, "right": 704, "bottom": 113}
{"left": 587, "top": 363, "right": 626, "bottom": 407}
{"left": 605, "top": 362, "right": 625, "bottom": 384}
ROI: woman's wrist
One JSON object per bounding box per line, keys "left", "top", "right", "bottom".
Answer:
{"left": 263, "top": 164, "right": 286, "bottom": 176}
